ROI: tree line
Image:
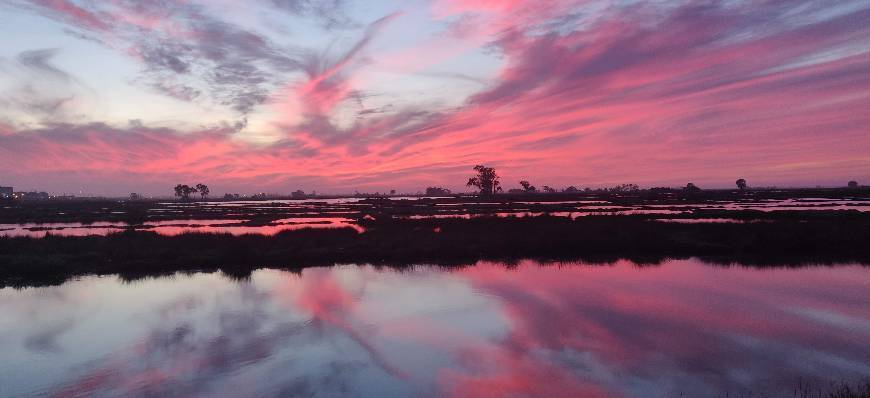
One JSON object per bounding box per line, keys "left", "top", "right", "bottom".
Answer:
{"left": 463, "top": 165, "right": 862, "bottom": 195}
{"left": 173, "top": 183, "right": 209, "bottom": 200}
{"left": 170, "top": 167, "right": 862, "bottom": 200}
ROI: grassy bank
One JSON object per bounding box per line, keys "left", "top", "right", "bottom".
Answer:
{"left": 2, "top": 213, "right": 869, "bottom": 287}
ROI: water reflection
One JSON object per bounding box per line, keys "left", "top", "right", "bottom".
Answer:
{"left": 3, "top": 197, "right": 869, "bottom": 238}
{"left": 1, "top": 260, "right": 868, "bottom": 397}
{"left": 0, "top": 217, "right": 362, "bottom": 238}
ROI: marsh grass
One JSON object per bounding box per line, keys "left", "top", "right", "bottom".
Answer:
{"left": 2, "top": 213, "right": 869, "bottom": 288}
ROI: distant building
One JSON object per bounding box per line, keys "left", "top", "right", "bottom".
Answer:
{"left": 0, "top": 186, "right": 12, "bottom": 199}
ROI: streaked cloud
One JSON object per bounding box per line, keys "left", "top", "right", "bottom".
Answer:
{"left": 0, "top": 0, "right": 868, "bottom": 194}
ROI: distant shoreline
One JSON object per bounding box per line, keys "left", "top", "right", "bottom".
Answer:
{"left": 3, "top": 185, "right": 868, "bottom": 203}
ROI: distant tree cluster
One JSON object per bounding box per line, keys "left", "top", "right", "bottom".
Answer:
{"left": 458, "top": 165, "right": 862, "bottom": 197}
{"left": 607, "top": 184, "right": 639, "bottom": 193}
{"left": 519, "top": 180, "right": 537, "bottom": 193}
{"left": 684, "top": 182, "right": 701, "bottom": 192}
{"left": 426, "top": 187, "right": 452, "bottom": 196}
{"left": 173, "top": 183, "right": 209, "bottom": 201}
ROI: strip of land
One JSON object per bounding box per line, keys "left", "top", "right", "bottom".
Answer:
{"left": 2, "top": 212, "right": 869, "bottom": 288}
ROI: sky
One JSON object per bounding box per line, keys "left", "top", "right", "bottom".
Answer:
{"left": 0, "top": 0, "right": 868, "bottom": 196}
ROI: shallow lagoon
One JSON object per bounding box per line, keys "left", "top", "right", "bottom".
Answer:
{"left": 2, "top": 196, "right": 868, "bottom": 238}
{"left": 2, "top": 259, "right": 868, "bottom": 397}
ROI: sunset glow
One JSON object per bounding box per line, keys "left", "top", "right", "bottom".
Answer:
{"left": 1, "top": 0, "right": 868, "bottom": 195}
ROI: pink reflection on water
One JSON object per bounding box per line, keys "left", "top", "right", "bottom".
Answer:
{"left": 448, "top": 261, "right": 870, "bottom": 397}
{"left": 142, "top": 219, "right": 245, "bottom": 226}
{"left": 2, "top": 261, "right": 868, "bottom": 397}
{"left": 0, "top": 218, "right": 365, "bottom": 237}
{"left": 149, "top": 221, "right": 364, "bottom": 236}
{"left": 0, "top": 222, "right": 127, "bottom": 237}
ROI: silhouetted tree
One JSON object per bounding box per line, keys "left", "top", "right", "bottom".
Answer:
{"left": 848, "top": 180, "right": 859, "bottom": 189}
{"left": 519, "top": 180, "right": 537, "bottom": 193}
{"left": 390, "top": 189, "right": 396, "bottom": 195}
{"left": 467, "top": 165, "right": 501, "bottom": 195}
{"left": 173, "top": 184, "right": 197, "bottom": 201}
{"left": 684, "top": 183, "right": 701, "bottom": 192}
{"left": 542, "top": 186, "right": 557, "bottom": 193}
{"left": 196, "top": 183, "right": 209, "bottom": 199}
{"left": 563, "top": 186, "right": 579, "bottom": 193}
{"left": 736, "top": 178, "right": 747, "bottom": 190}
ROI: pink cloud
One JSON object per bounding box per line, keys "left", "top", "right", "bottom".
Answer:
{"left": 4, "top": 1, "right": 869, "bottom": 194}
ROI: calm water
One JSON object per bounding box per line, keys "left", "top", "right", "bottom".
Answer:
{"left": 2, "top": 197, "right": 869, "bottom": 238}
{"left": 2, "top": 260, "right": 869, "bottom": 397}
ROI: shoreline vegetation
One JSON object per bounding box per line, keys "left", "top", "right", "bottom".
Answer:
{"left": 2, "top": 187, "right": 869, "bottom": 288}
{"left": 2, "top": 209, "right": 869, "bottom": 288}
{"left": 2, "top": 187, "right": 868, "bottom": 224}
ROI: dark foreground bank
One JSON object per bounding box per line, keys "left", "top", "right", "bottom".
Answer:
{"left": 2, "top": 213, "right": 869, "bottom": 287}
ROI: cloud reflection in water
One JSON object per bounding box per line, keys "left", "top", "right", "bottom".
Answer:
{"left": 0, "top": 260, "right": 868, "bottom": 397}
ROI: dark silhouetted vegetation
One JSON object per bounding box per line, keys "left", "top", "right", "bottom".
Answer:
{"left": 684, "top": 182, "right": 702, "bottom": 192}
{"left": 425, "top": 187, "right": 452, "bottom": 196}
{"left": 736, "top": 178, "right": 747, "bottom": 190}
{"left": 3, "top": 211, "right": 870, "bottom": 288}
{"left": 196, "top": 183, "right": 210, "bottom": 199}
{"left": 607, "top": 183, "right": 639, "bottom": 193}
{"left": 715, "top": 380, "right": 870, "bottom": 398}
{"left": 467, "top": 165, "right": 501, "bottom": 195}
{"left": 174, "top": 184, "right": 197, "bottom": 200}
{"left": 519, "top": 180, "right": 537, "bottom": 193}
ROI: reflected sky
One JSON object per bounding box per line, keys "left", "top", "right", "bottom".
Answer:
{"left": 1, "top": 260, "right": 868, "bottom": 397}
{"left": 2, "top": 197, "right": 869, "bottom": 238}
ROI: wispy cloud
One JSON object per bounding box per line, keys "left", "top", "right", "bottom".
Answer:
{"left": 15, "top": 0, "right": 302, "bottom": 115}
{"left": 1, "top": 0, "right": 868, "bottom": 194}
